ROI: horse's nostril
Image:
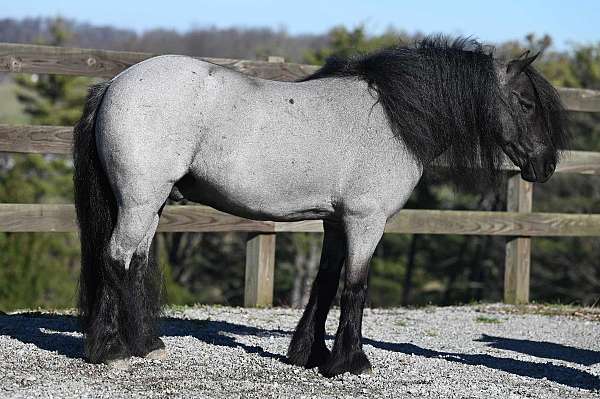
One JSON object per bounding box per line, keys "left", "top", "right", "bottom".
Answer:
{"left": 546, "top": 162, "right": 556, "bottom": 174}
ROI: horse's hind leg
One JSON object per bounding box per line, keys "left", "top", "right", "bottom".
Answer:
{"left": 126, "top": 211, "right": 165, "bottom": 358}
{"left": 287, "top": 221, "right": 345, "bottom": 368}
{"left": 87, "top": 200, "right": 165, "bottom": 364}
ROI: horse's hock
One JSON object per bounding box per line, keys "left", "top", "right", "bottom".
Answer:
{"left": 1, "top": 42, "right": 600, "bottom": 306}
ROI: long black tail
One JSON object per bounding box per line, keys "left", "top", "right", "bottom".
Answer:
{"left": 73, "top": 81, "right": 122, "bottom": 360}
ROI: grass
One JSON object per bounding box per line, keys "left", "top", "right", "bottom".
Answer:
{"left": 168, "top": 304, "right": 197, "bottom": 312}
{"left": 475, "top": 303, "right": 600, "bottom": 322}
{"left": 475, "top": 316, "right": 502, "bottom": 324}
{"left": 394, "top": 319, "right": 408, "bottom": 327}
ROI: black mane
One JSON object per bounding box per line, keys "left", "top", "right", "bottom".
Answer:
{"left": 302, "top": 36, "right": 567, "bottom": 185}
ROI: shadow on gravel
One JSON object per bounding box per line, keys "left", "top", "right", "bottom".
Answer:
{"left": 0, "top": 312, "right": 83, "bottom": 359}
{"left": 476, "top": 334, "right": 600, "bottom": 366}
{"left": 1, "top": 312, "right": 598, "bottom": 391}
{"left": 0, "top": 313, "right": 289, "bottom": 362}
{"left": 160, "top": 316, "right": 288, "bottom": 362}
{"left": 363, "top": 339, "right": 600, "bottom": 391}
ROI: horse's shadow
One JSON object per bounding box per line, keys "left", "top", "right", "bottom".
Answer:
{"left": 363, "top": 338, "right": 600, "bottom": 391}
{"left": 0, "top": 312, "right": 289, "bottom": 362}
{"left": 0, "top": 312, "right": 598, "bottom": 391}
{"left": 475, "top": 334, "right": 600, "bottom": 366}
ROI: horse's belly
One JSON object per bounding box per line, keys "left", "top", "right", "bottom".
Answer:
{"left": 175, "top": 161, "right": 336, "bottom": 221}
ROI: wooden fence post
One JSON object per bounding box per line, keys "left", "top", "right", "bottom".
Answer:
{"left": 244, "top": 233, "right": 276, "bottom": 307}
{"left": 504, "top": 174, "right": 533, "bottom": 304}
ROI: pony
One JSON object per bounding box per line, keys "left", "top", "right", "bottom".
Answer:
{"left": 73, "top": 36, "right": 569, "bottom": 376}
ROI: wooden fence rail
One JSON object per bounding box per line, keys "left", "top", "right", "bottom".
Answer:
{"left": 2, "top": 203, "right": 600, "bottom": 236}
{"left": 1, "top": 42, "right": 599, "bottom": 306}
{"left": 2, "top": 124, "right": 600, "bottom": 174}
{"left": 1, "top": 42, "right": 600, "bottom": 111}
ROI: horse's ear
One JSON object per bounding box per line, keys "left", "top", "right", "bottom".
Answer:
{"left": 506, "top": 51, "right": 540, "bottom": 80}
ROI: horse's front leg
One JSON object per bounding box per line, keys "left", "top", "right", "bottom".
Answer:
{"left": 287, "top": 221, "right": 345, "bottom": 368}
{"left": 319, "top": 212, "right": 386, "bottom": 377}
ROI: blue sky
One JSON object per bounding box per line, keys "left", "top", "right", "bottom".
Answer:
{"left": 4, "top": 0, "right": 598, "bottom": 50}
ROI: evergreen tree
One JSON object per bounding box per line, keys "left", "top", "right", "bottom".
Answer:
{"left": 0, "top": 18, "right": 89, "bottom": 310}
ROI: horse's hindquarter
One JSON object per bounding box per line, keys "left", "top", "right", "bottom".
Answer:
{"left": 96, "top": 55, "right": 421, "bottom": 221}
{"left": 96, "top": 55, "right": 217, "bottom": 206}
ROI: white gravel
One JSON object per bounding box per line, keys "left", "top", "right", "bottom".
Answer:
{"left": 0, "top": 305, "right": 599, "bottom": 398}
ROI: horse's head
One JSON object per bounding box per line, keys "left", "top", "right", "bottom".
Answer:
{"left": 497, "top": 52, "right": 569, "bottom": 183}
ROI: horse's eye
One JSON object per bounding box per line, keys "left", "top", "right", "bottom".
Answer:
{"left": 519, "top": 100, "right": 534, "bottom": 113}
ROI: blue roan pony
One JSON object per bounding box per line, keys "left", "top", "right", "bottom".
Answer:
{"left": 73, "top": 37, "right": 569, "bottom": 376}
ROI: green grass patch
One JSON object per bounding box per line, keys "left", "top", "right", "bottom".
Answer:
{"left": 475, "top": 316, "right": 502, "bottom": 324}
{"left": 395, "top": 319, "right": 408, "bottom": 327}
{"left": 475, "top": 303, "right": 600, "bottom": 322}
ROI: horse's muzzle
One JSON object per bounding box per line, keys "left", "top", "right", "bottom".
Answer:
{"left": 520, "top": 158, "right": 556, "bottom": 183}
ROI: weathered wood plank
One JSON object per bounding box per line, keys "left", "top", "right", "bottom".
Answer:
{"left": 0, "top": 203, "right": 274, "bottom": 233}
{"left": 505, "top": 237, "right": 531, "bottom": 304}
{"left": 557, "top": 87, "right": 600, "bottom": 113}
{"left": 0, "top": 43, "right": 597, "bottom": 111}
{"left": 0, "top": 43, "right": 151, "bottom": 78}
{"left": 245, "top": 209, "right": 600, "bottom": 236}
{"left": 158, "top": 205, "right": 274, "bottom": 232}
{"left": 0, "top": 125, "right": 73, "bottom": 154}
{"left": 436, "top": 150, "right": 600, "bottom": 175}
{"left": 553, "top": 151, "right": 600, "bottom": 175}
{"left": 273, "top": 220, "right": 324, "bottom": 232}
{"left": 244, "top": 233, "right": 276, "bottom": 307}
{"left": 504, "top": 175, "right": 533, "bottom": 304}
{"left": 0, "top": 204, "right": 77, "bottom": 233}
{"left": 0, "top": 42, "right": 318, "bottom": 81}
{"left": 1, "top": 203, "right": 599, "bottom": 236}
{"left": 2, "top": 124, "right": 599, "bottom": 176}
{"left": 384, "top": 209, "right": 600, "bottom": 236}
{"left": 507, "top": 175, "right": 533, "bottom": 212}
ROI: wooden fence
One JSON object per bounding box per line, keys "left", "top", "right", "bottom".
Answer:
{"left": 1, "top": 42, "right": 599, "bottom": 307}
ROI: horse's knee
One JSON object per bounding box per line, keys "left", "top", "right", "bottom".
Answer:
{"left": 108, "top": 208, "right": 157, "bottom": 270}
{"left": 107, "top": 235, "right": 134, "bottom": 271}
{"left": 134, "top": 214, "right": 159, "bottom": 260}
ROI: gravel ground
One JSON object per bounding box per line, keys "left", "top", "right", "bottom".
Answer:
{"left": 0, "top": 305, "right": 599, "bottom": 398}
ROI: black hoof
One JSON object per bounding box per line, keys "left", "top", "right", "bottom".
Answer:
{"left": 288, "top": 341, "right": 331, "bottom": 369}
{"left": 144, "top": 337, "right": 165, "bottom": 355}
{"left": 144, "top": 337, "right": 167, "bottom": 360}
{"left": 305, "top": 345, "right": 331, "bottom": 369}
{"left": 319, "top": 350, "right": 372, "bottom": 377}
{"left": 86, "top": 340, "right": 130, "bottom": 364}
{"left": 287, "top": 333, "right": 310, "bottom": 367}
{"left": 287, "top": 345, "right": 310, "bottom": 367}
